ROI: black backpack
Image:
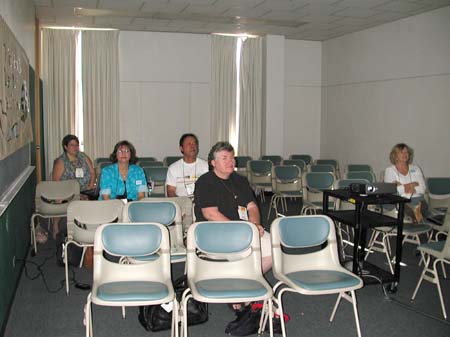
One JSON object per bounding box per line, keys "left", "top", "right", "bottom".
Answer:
{"left": 138, "top": 275, "right": 208, "bottom": 332}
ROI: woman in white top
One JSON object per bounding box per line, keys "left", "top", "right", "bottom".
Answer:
{"left": 384, "top": 143, "right": 427, "bottom": 221}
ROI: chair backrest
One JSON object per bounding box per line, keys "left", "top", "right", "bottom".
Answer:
{"left": 271, "top": 215, "right": 340, "bottom": 275}
{"left": 346, "top": 171, "right": 376, "bottom": 183}
{"left": 235, "top": 156, "right": 252, "bottom": 168}
{"left": 247, "top": 160, "right": 273, "bottom": 186}
{"left": 93, "top": 223, "right": 172, "bottom": 293}
{"left": 289, "top": 154, "right": 312, "bottom": 165}
{"left": 163, "top": 156, "right": 182, "bottom": 167}
{"left": 139, "top": 156, "right": 157, "bottom": 162}
{"left": 186, "top": 221, "right": 262, "bottom": 280}
{"left": 143, "top": 166, "right": 169, "bottom": 197}
{"left": 282, "top": 159, "right": 306, "bottom": 172}
{"left": 272, "top": 165, "right": 302, "bottom": 193}
{"left": 94, "top": 157, "right": 111, "bottom": 166}
{"left": 260, "top": 155, "right": 283, "bottom": 166}
{"left": 427, "top": 177, "right": 450, "bottom": 209}
{"left": 35, "top": 180, "right": 80, "bottom": 215}
{"left": 234, "top": 156, "right": 252, "bottom": 178}
{"left": 140, "top": 161, "right": 164, "bottom": 167}
{"left": 347, "top": 164, "right": 372, "bottom": 172}
{"left": 310, "top": 164, "right": 335, "bottom": 174}
{"left": 67, "top": 199, "right": 123, "bottom": 244}
{"left": 96, "top": 161, "right": 112, "bottom": 178}
{"left": 142, "top": 196, "right": 193, "bottom": 234}
{"left": 123, "top": 200, "right": 184, "bottom": 249}
{"left": 303, "top": 172, "right": 335, "bottom": 204}
{"left": 315, "top": 159, "right": 339, "bottom": 170}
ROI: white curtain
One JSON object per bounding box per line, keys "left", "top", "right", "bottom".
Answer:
{"left": 41, "top": 29, "right": 78, "bottom": 179}
{"left": 238, "top": 37, "right": 262, "bottom": 159}
{"left": 82, "top": 30, "right": 120, "bottom": 160}
{"left": 211, "top": 35, "right": 238, "bottom": 144}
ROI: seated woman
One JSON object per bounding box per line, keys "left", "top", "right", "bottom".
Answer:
{"left": 99, "top": 140, "right": 147, "bottom": 201}
{"left": 50, "top": 134, "right": 95, "bottom": 239}
{"left": 384, "top": 143, "right": 427, "bottom": 222}
{"left": 53, "top": 134, "right": 95, "bottom": 193}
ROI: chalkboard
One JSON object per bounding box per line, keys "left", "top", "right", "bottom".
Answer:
{"left": 0, "top": 143, "right": 30, "bottom": 200}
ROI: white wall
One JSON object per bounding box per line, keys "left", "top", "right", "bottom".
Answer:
{"left": 322, "top": 6, "right": 450, "bottom": 178}
{"left": 0, "top": 0, "right": 35, "bottom": 67}
{"left": 284, "top": 39, "right": 322, "bottom": 160}
{"left": 119, "top": 31, "right": 211, "bottom": 160}
{"left": 119, "top": 32, "right": 321, "bottom": 162}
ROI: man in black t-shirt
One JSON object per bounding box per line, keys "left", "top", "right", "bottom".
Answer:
{"left": 194, "top": 141, "right": 272, "bottom": 273}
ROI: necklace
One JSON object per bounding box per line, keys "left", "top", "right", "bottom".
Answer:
{"left": 218, "top": 176, "right": 238, "bottom": 200}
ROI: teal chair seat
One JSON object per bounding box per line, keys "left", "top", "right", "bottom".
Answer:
{"left": 97, "top": 281, "right": 169, "bottom": 302}
{"left": 287, "top": 270, "right": 361, "bottom": 291}
{"left": 418, "top": 239, "right": 445, "bottom": 253}
{"left": 196, "top": 278, "right": 268, "bottom": 299}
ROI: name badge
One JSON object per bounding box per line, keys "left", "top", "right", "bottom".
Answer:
{"left": 185, "top": 183, "right": 195, "bottom": 196}
{"left": 136, "top": 180, "right": 142, "bottom": 185}
{"left": 238, "top": 205, "right": 248, "bottom": 221}
{"left": 75, "top": 168, "right": 84, "bottom": 178}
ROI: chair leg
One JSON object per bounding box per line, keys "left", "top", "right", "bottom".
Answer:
{"left": 172, "top": 299, "right": 179, "bottom": 337}
{"left": 79, "top": 246, "right": 87, "bottom": 268}
{"left": 434, "top": 259, "right": 448, "bottom": 319}
{"left": 330, "top": 293, "right": 342, "bottom": 323}
{"left": 350, "top": 290, "right": 362, "bottom": 337}
{"left": 84, "top": 293, "right": 92, "bottom": 337}
{"left": 30, "top": 214, "right": 38, "bottom": 254}
{"left": 277, "top": 289, "right": 288, "bottom": 337}
{"left": 411, "top": 254, "right": 429, "bottom": 301}
{"left": 64, "top": 242, "right": 70, "bottom": 295}
{"left": 267, "top": 195, "right": 276, "bottom": 220}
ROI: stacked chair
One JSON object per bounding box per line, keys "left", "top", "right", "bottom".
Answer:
{"left": 301, "top": 172, "right": 335, "bottom": 214}
{"left": 271, "top": 215, "right": 363, "bottom": 337}
{"left": 181, "top": 221, "right": 273, "bottom": 337}
{"left": 234, "top": 155, "right": 252, "bottom": 178}
{"left": 164, "top": 156, "right": 183, "bottom": 167}
{"left": 30, "top": 180, "right": 80, "bottom": 254}
{"left": 65, "top": 199, "right": 123, "bottom": 294}
{"left": 411, "top": 203, "right": 450, "bottom": 319}
{"left": 267, "top": 165, "right": 302, "bottom": 219}
{"left": 123, "top": 200, "right": 186, "bottom": 263}
{"left": 289, "top": 154, "right": 312, "bottom": 167}
{"left": 143, "top": 166, "right": 169, "bottom": 197}
{"left": 247, "top": 160, "right": 273, "bottom": 201}
{"left": 84, "top": 223, "right": 177, "bottom": 337}
{"left": 316, "top": 159, "right": 340, "bottom": 178}
{"left": 261, "top": 155, "right": 283, "bottom": 166}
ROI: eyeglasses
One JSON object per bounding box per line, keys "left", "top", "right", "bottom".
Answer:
{"left": 117, "top": 149, "right": 130, "bottom": 154}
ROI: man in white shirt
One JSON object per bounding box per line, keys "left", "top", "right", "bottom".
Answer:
{"left": 166, "top": 133, "right": 209, "bottom": 197}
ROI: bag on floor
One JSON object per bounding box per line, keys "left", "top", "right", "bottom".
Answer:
{"left": 138, "top": 275, "right": 208, "bottom": 332}
{"left": 55, "top": 228, "right": 83, "bottom": 267}
{"left": 225, "top": 304, "right": 262, "bottom": 336}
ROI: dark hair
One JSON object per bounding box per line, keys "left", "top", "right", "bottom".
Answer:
{"left": 179, "top": 133, "right": 199, "bottom": 147}
{"left": 208, "top": 141, "right": 235, "bottom": 166}
{"left": 62, "top": 134, "right": 79, "bottom": 152}
{"left": 110, "top": 140, "right": 138, "bottom": 164}
{"left": 389, "top": 143, "right": 414, "bottom": 165}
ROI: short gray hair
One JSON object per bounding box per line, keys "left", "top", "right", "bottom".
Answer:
{"left": 208, "top": 141, "right": 234, "bottom": 165}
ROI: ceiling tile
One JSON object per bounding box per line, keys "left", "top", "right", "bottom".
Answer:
{"left": 332, "top": 7, "right": 384, "bottom": 18}
{"left": 373, "top": 0, "right": 427, "bottom": 13}
{"left": 98, "top": 0, "right": 146, "bottom": 11}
